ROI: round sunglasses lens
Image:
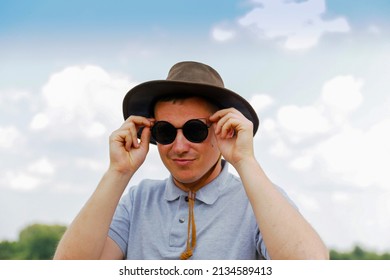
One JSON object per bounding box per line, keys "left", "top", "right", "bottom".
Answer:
{"left": 152, "top": 122, "right": 176, "bottom": 144}
{"left": 183, "top": 120, "right": 209, "bottom": 143}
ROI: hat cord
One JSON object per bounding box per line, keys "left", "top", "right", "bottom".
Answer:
{"left": 179, "top": 156, "right": 221, "bottom": 260}
{"left": 180, "top": 190, "right": 197, "bottom": 260}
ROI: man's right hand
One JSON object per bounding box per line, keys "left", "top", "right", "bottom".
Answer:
{"left": 54, "top": 117, "right": 154, "bottom": 260}
{"left": 108, "top": 116, "right": 154, "bottom": 175}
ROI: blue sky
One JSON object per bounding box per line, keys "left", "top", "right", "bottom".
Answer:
{"left": 1, "top": 0, "right": 390, "bottom": 254}
{"left": 0, "top": 0, "right": 239, "bottom": 37}
{"left": 1, "top": 0, "right": 389, "bottom": 35}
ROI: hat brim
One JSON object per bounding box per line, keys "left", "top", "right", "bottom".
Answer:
{"left": 123, "top": 80, "right": 259, "bottom": 144}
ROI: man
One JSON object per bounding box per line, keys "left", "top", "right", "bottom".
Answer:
{"left": 54, "top": 61, "right": 329, "bottom": 260}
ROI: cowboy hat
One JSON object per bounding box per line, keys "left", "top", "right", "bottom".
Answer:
{"left": 122, "top": 61, "right": 259, "bottom": 143}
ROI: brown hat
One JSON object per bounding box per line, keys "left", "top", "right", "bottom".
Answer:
{"left": 122, "top": 61, "right": 259, "bottom": 141}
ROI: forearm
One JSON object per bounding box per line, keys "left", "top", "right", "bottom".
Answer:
{"left": 54, "top": 168, "right": 132, "bottom": 259}
{"left": 234, "top": 158, "right": 329, "bottom": 260}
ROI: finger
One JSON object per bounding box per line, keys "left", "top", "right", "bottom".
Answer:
{"left": 109, "top": 128, "right": 131, "bottom": 152}
{"left": 213, "top": 112, "right": 236, "bottom": 136}
{"left": 139, "top": 126, "right": 152, "bottom": 149}
{"left": 209, "top": 108, "right": 242, "bottom": 122}
{"left": 219, "top": 118, "right": 238, "bottom": 139}
{"left": 131, "top": 127, "right": 142, "bottom": 150}
{"left": 123, "top": 120, "right": 138, "bottom": 149}
{"left": 121, "top": 116, "right": 153, "bottom": 132}
{"left": 209, "top": 108, "right": 240, "bottom": 133}
{"left": 121, "top": 116, "right": 154, "bottom": 149}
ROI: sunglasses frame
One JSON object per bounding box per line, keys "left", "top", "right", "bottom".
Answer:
{"left": 151, "top": 118, "right": 211, "bottom": 145}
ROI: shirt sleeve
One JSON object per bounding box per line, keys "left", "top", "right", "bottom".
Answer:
{"left": 108, "top": 189, "right": 133, "bottom": 257}
{"left": 256, "top": 230, "right": 271, "bottom": 260}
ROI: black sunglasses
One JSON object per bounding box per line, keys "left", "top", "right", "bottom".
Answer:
{"left": 151, "top": 119, "right": 211, "bottom": 145}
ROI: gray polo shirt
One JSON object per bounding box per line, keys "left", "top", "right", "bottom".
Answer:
{"left": 109, "top": 161, "right": 270, "bottom": 259}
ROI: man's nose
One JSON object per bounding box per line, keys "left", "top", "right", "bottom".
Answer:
{"left": 172, "top": 129, "right": 190, "bottom": 152}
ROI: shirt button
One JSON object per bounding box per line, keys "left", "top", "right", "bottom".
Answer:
{"left": 179, "top": 218, "right": 185, "bottom": 223}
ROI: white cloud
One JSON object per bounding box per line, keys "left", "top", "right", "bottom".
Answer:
{"left": 261, "top": 118, "right": 276, "bottom": 132}
{"left": 0, "top": 126, "right": 22, "bottom": 149}
{"left": 0, "top": 65, "right": 139, "bottom": 193}
{"left": 2, "top": 171, "right": 43, "bottom": 192}
{"left": 321, "top": 75, "right": 364, "bottom": 116}
{"left": 211, "top": 26, "right": 236, "bottom": 42}
{"left": 269, "top": 139, "right": 291, "bottom": 157}
{"left": 313, "top": 120, "right": 390, "bottom": 189}
{"left": 290, "top": 154, "right": 313, "bottom": 171}
{"left": 0, "top": 158, "right": 56, "bottom": 192}
{"left": 277, "top": 104, "right": 330, "bottom": 137}
{"left": 32, "top": 65, "right": 135, "bottom": 139}
{"left": 367, "top": 24, "right": 381, "bottom": 35}
{"left": 250, "top": 94, "right": 274, "bottom": 112}
{"left": 75, "top": 157, "right": 106, "bottom": 172}
{"left": 30, "top": 113, "right": 50, "bottom": 130}
{"left": 331, "top": 191, "right": 351, "bottom": 203}
{"left": 0, "top": 89, "right": 30, "bottom": 105}
{"left": 83, "top": 121, "right": 107, "bottom": 138}
{"left": 238, "top": 0, "right": 350, "bottom": 50}
{"left": 294, "top": 193, "right": 320, "bottom": 211}
{"left": 272, "top": 75, "right": 363, "bottom": 142}
{"left": 285, "top": 116, "right": 390, "bottom": 189}
{"left": 262, "top": 74, "right": 390, "bottom": 190}
{"left": 27, "top": 158, "right": 56, "bottom": 176}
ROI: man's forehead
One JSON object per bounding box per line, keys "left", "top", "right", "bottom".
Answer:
{"left": 154, "top": 95, "right": 218, "bottom": 113}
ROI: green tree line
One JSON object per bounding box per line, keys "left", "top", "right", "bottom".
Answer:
{"left": 0, "top": 224, "right": 66, "bottom": 260}
{"left": 330, "top": 246, "right": 390, "bottom": 260}
{"left": 1, "top": 223, "right": 389, "bottom": 260}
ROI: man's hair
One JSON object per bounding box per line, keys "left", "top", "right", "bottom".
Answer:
{"left": 151, "top": 94, "right": 219, "bottom": 117}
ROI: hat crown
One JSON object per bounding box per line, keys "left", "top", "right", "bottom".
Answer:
{"left": 167, "top": 61, "right": 225, "bottom": 88}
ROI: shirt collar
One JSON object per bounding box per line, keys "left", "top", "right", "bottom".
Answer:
{"left": 164, "top": 160, "right": 230, "bottom": 205}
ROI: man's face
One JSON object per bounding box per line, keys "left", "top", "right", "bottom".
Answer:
{"left": 154, "top": 97, "right": 221, "bottom": 190}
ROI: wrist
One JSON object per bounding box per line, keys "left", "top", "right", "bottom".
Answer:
{"left": 232, "top": 156, "right": 259, "bottom": 174}
{"left": 106, "top": 165, "right": 134, "bottom": 182}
